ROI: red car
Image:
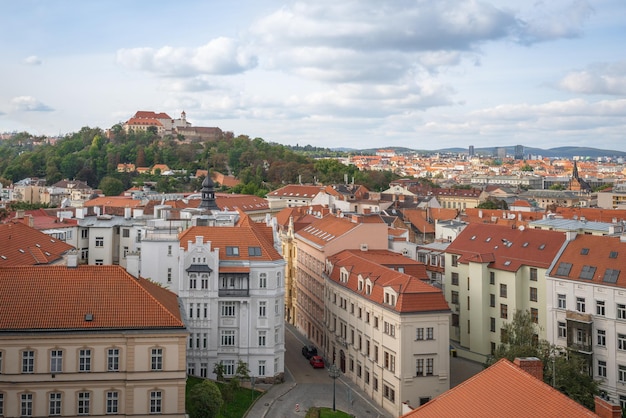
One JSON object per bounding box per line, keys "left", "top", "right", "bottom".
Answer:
{"left": 309, "top": 355, "right": 325, "bottom": 368}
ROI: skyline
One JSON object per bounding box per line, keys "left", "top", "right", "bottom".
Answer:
{"left": 1, "top": 0, "right": 625, "bottom": 151}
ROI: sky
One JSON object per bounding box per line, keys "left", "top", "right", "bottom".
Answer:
{"left": 1, "top": 0, "right": 626, "bottom": 152}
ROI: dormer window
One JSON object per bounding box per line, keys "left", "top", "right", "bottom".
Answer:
{"left": 358, "top": 278, "right": 364, "bottom": 292}
{"left": 340, "top": 269, "right": 349, "bottom": 283}
{"left": 226, "top": 246, "right": 239, "bottom": 256}
{"left": 384, "top": 288, "right": 397, "bottom": 307}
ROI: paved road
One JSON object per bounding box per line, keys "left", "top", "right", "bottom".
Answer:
{"left": 246, "top": 323, "right": 483, "bottom": 417}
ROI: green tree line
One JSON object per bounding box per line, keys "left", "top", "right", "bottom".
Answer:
{"left": 0, "top": 127, "right": 399, "bottom": 196}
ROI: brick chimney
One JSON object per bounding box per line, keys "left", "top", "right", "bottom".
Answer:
{"left": 513, "top": 357, "right": 543, "bottom": 381}
{"left": 594, "top": 396, "right": 621, "bottom": 418}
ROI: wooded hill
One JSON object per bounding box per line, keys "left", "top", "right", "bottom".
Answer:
{"left": 0, "top": 126, "right": 398, "bottom": 197}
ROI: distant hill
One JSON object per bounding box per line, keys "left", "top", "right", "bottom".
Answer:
{"left": 333, "top": 145, "right": 626, "bottom": 159}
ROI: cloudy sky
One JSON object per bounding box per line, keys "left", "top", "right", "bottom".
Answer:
{"left": 1, "top": 0, "right": 625, "bottom": 151}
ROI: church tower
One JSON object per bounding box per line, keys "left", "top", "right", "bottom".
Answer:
{"left": 199, "top": 166, "right": 219, "bottom": 211}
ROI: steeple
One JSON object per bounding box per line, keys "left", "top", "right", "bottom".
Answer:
{"left": 199, "top": 163, "right": 219, "bottom": 211}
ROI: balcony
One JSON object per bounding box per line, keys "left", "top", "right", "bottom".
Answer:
{"left": 219, "top": 288, "right": 249, "bottom": 297}
{"left": 566, "top": 311, "right": 593, "bottom": 354}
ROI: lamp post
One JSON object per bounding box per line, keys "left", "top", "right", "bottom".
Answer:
{"left": 328, "top": 363, "right": 341, "bottom": 411}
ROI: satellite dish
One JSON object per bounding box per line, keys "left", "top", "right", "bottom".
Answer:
{"left": 519, "top": 225, "right": 525, "bottom": 231}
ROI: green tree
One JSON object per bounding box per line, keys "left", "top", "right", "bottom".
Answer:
{"left": 186, "top": 380, "right": 223, "bottom": 418}
{"left": 99, "top": 176, "right": 125, "bottom": 196}
{"left": 487, "top": 310, "right": 599, "bottom": 410}
{"left": 213, "top": 362, "right": 225, "bottom": 382}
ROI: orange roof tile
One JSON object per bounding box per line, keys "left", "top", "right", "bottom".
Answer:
{"left": 0, "top": 265, "right": 184, "bottom": 330}
{"left": 296, "top": 214, "right": 384, "bottom": 247}
{"left": 0, "top": 223, "right": 74, "bottom": 266}
{"left": 84, "top": 196, "right": 144, "bottom": 207}
{"left": 549, "top": 234, "right": 626, "bottom": 286}
{"left": 327, "top": 250, "right": 449, "bottom": 313}
{"left": 403, "top": 358, "right": 598, "bottom": 418}
{"left": 446, "top": 223, "right": 566, "bottom": 271}
{"left": 267, "top": 184, "right": 322, "bottom": 198}
{"left": 178, "top": 223, "right": 282, "bottom": 262}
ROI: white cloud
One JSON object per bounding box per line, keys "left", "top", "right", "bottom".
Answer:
{"left": 10, "top": 96, "right": 53, "bottom": 112}
{"left": 116, "top": 37, "right": 257, "bottom": 77}
{"left": 514, "top": 0, "right": 594, "bottom": 43}
{"left": 558, "top": 61, "right": 626, "bottom": 95}
{"left": 23, "top": 55, "right": 42, "bottom": 65}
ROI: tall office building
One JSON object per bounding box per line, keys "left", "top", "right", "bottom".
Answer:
{"left": 468, "top": 145, "right": 475, "bottom": 157}
{"left": 514, "top": 145, "right": 524, "bottom": 160}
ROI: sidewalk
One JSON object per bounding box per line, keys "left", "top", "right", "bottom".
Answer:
{"left": 244, "top": 365, "right": 298, "bottom": 418}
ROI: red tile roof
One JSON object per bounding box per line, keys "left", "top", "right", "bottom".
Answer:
{"left": 0, "top": 265, "right": 184, "bottom": 330}
{"left": 296, "top": 214, "right": 384, "bottom": 247}
{"left": 403, "top": 358, "right": 598, "bottom": 418}
{"left": 549, "top": 234, "right": 626, "bottom": 287}
{"left": 178, "top": 223, "right": 282, "bottom": 262}
{"left": 0, "top": 223, "right": 74, "bottom": 266}
{"left": 327, "top": 250, "right": 449, "bottom": 313}
{"left": 267, "top": 184, "right": 322, "bottom": 199}
{"left": 446, "top": 223, "right": 566, "bottom": 271}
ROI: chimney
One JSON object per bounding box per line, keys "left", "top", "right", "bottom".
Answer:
{"left": 66, "top": 250, "right": 79, "bottom": 268}
{"left": 565, "top": 230, "right": 577, "bottom": 242}
{"left": 124, "top": 206, "right": 131, "bottom": 220}
{"left": 513, "top": 357, "right": 543, "bottom": 381}
{"left": 595, "top": 396, "right": 622, "bottom": 418}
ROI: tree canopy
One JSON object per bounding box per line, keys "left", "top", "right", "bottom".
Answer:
{"left": 186, "top": 380, "right": 223, "bottom": 418}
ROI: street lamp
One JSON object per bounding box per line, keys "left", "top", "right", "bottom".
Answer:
{"left": 328, "top": 363, "right": 341, "bottom": 411}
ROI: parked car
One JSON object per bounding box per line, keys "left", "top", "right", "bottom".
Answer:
{"left": 309, "top": 355, "right": 325, "bottom": 368}
{"left": 302, "top": 345, "right": 318, "bottom": 359}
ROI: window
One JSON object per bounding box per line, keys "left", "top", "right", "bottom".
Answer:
{"left": 596, "top": 300, "right": 606, "bottom": 316}
{"left": 95, "top": 259, "right": 104, "bottom": 265}
{"left": 604, "top": 269, "right": 620, "bottom": 283}
{"left": 530, "top": 268, "right": 537, "bottom": 281}
{"left": 500, "top": 283, "right": 507, "bottom": 298}
{"left": 78, "top": 392, "right": 90, "bottom": 415}
{"left": 106, "top": 391, "right": 119, "bottom": 414}
{"left": 201, "top": 274, "right": 209, "bottom": 289}
{"left": 150, "top": 391, "right": 162, "bottom": 414}
{"left": 277, "top": 272, "right": 281, "bottom": 287}
{"left": 79, "top": 349, "right": 91, "bottom": 372}
{"left": 416, "top": 358, "right": 424, "bottom": 376}
{"left": 579, "top": 265, "right": 596, "bottom": 280}
{"left": 21, "top": 393, "right": 33, "bottom": 417}
{"left": 426, "top": 358, "right": 433, "bottom": 375}
{"left": 618, "top": 334, "right": 626, "bottom": 351}
{"left": 489, "top": 293, "right": 495, "bottom": 307}
{"left": 556, "top": 262, "right": 573, "bottom": 276}
{"left": 557, "top": 294, "right": 566, "bottom": 309}
{"left": 530, "top": 308, "right": 538, "bottom": 323}
{"left": 226, "top": 246, "right": 239, "bottom": 256}
{"left": 189, "top": 274, "right": 197, "bottom": 289}
{"left": 618, "top": 304, "right": 626, "bottom": 320}
{"left": 122, "top": 228, "right": 130, "bottom": 238}
{"left": 82, "top": 229, "right": 88, "bottom": 239}
{"left": 426, "top": 327, "right": 434, "bottom": 340}
{"left": 451, "top": 272, "right": 459, "bottom": 286}
{"left": 500, "top": 304, "right": 508, "bottom": 319}
{"left": 259, "top": 273, "right": 267, "bottom": 289}
{"left": 598, "top": 360, "right": 607, "bottom": 378}
{"left": 221, "top": 330, "right": 236, "bottom": 346}
{"left": 167, "top": 245, "right": 172, "bottom": 256}
{"left": 50, "top": 349, "right": 63, "bottom": 373}
{"left": 595, "top": 329, "right": 606, "bottom": 347}
{"left": 258, "top": 360, "right": 266, "bottom": 376}
{"left": 383, "top": 384, "right": 395, "bottom": 402}
{"left": 451, "top": 290, "right": 459, "bottom": 304}
{"left": 223, "top": 360, "right": 235, "bottom": 376}
{"left": 22, "top": 350, "right": 34, "bottom": 374}
{"left": 530, "top": 287, "right": 537, "bottom": 302}
{"left": 104, "top": 348, "right": 119, "bottom": 374}
{"left": 490, "top": 317, "right": 496, "bottom": 332}
{"left": 384, "top": 351, "right": 396, "bottom": 372}
{"left": 619, "top": 365, "right": 626, "bottom": 383}
{"left": 249, "top": 246, "right": 262, "bottom": 256}
{"left": 0, "top": 393, "right": 3, "bottom": 416}
{"left": 489, "top": 271, "right": 495, "bottom": 285}
{"left": 151, "top": 348, "right": 163, "bottom": 371}
{"left": 221, "top": 301, "right": 236, "bottom": 317}
{"left": 258, "top": 331, "right": 267, "bottom": 347}
{"left": 416, "top": 328, "right": 424, "bottom": 341}
{"left": 451, "top": 255, "right": 458, "bottom": 267}
{"left": 259, "top": 301, "right": 267, "bottom": 317}
{"left": 49, "top": 392, "right": 62, "bottom": 416}
{"left": 558, "top": 322, "right": 566, "bottom": 338}
{"left": 95, "top": 237, "right": 104, "bottom": 247}
{"left": 576, "top": 297, "right": 586, "bottom": 313}
{"left": 384, "top": 321, "right": 395, "bottom": 337}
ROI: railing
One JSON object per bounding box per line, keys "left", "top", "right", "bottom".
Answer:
{"left": 218, "top": 288, "right": 249, "bottom": 297}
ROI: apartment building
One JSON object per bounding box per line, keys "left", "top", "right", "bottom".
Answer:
{"left": 134, "top": 215, "right": 286, "bottom": 382}
{"left": 546, "top": 233, "right": 626, "bottom": 407}
{"left": 324, "top": 249, "right": 450, "bottom": 416}
{"left": 0, "top": 264, "right": 187, "bottom": 417}
{"left": 444, "top": 223, "right": 566, "bottom": 362}
{"left": 294, "top": 213, "right": 388, "bottom": 349}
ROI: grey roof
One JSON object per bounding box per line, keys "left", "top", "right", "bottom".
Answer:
{"left": 528, "top": 218, "right": 612, "bottom": 233}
